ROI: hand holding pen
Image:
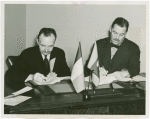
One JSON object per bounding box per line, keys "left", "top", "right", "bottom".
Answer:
{"left": 99, "top": 66, "right": 108, "bottom": 76}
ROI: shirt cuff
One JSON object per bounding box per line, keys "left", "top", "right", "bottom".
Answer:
{"left": 24, "top": 74, "right": 33, "bottom": 82}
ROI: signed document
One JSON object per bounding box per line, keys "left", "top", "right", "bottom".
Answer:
{"left": 85, "top": 75, "right": 146, "bottom": 86}
{"left": 4, "top": 95, "right": 31, "bottom": 106}
{"left": 33, "top": 76, "right": 71, "bottom": 85}
{"left": 12, "top": 86, "right": 33, "bottom": 95}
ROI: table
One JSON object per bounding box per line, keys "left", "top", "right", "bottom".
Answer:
{"left": 4, "top": 79, "right": 145, "bottom": 114}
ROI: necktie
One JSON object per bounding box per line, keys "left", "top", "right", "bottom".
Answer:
{"left": 44, "top": 55, "right": 50, "bottom": 76}
{"left": 110, "top": 43, "right": 120, "bottom": 49}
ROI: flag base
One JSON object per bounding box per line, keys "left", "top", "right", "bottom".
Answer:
{"left": 83, "top": 93, "right": 90, "bottom": 102}
{"left": 82, "top": 90, "right": 90, "bottom": 102}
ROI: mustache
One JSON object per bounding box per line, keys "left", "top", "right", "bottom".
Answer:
{"left": 113, "top": 39, "right": 120, "bottom": 42}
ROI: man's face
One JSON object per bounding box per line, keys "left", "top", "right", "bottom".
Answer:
{"left": 37, "top": 33, "right": 55, "bottom": 55}
{"left": 110, "top": 24, "right": 127, "bottom": 46}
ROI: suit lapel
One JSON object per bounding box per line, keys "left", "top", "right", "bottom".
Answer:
{"left": 110, "top": 39, "right": 129, "bottom": 72}
{"left": 50, "top": 47, "right": 56, "bottom": 72}
{"left": 50, "top": 48, "right": 55, "bottom": 60}
{"left": 102, "top": 39, "right": 111, "bottom": 71}
{"left": 34, "top": 46, "right": 45, "bottom": 73}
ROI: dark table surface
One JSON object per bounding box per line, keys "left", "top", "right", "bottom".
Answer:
{"left": 4, "top": 76, "right": 146, "bottom": 114}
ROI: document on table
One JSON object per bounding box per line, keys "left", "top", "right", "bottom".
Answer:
{"left": 85, "top": 75, "right": 146, "bottom": 86}
{"left": 132, "top": 75, "right": 146, "bottom": 81}
{"left": 34, "top": 76, "right": 71, "bottom": 85}
{"left": 12, "top": 86, "right": 33, "bottom": 95}
{"left": 4, "top": 95, "right": 31, "bottom": 106}
{"left": 99, "top": 76, "right": 116, "bottom": 85}
{"left": 4, "top": 86, "right": 33, "bottom": 99}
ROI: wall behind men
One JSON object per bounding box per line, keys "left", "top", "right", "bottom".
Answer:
{"left": 25, "top": 4, "right": 146, "bottom": 72}
{"left": 5, "top": 4, "right": 26, "bottom": 72}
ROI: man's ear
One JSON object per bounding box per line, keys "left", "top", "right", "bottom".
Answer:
{"left": 109, "top": 27, "right": 112, "bottom": 33}
{"left": 36, "top": 39, "right": 39, "bottom": 45}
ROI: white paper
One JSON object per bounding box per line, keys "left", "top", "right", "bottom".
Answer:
{"left": 34, "top": 76, "right": 60, "bottom": 85}
{"left": 12, "top": 86, "right": 33, "bottom": 96}
{"left": 99, "top": 76, "right": 116, "bottom": 85}
{"left": 85, "top": 75, "right": 146, "bottom": 86}
{"left": 96, "top": 84, "right": 110, "bottom": 89}
{"left": 34, "top": 76, "right": 71, "bottom": 85}
{"left": 118, "top": 75, "right": 146, "bottom": 82}
{"left": 4, "top": 94, "right": 16, "bottom": 99}
{"left": 132, "top": 75, "right": 146, "bottom": 81}
{"left": 4, "top": 95, "right": 31, "bottom": 106}
{"left": 58, "top": 76, "right": 71, "bottom": 81}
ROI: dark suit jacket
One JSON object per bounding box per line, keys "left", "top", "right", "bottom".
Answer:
{"left": 96, "top": 37, "right": 140, "bottom": 77}
{"left": 5, "top": 46, "right": 71, "bottom": 87}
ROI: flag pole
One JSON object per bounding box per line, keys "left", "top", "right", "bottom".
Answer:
{"left": 94, "top": 35, "right": 100, "bottom": 93}
{"left": 88, "top": 70, "right": 95, "bottom": 95}
{"left": 78, "top": 37, "right": 86, "bottom": 92}
{"left": 90, "top": 70, "right": 96, "bottom": 94}
{"left": 87, "top": 70, "right": 91, "bottom": 94}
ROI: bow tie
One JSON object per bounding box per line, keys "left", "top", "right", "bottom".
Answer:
{"left": 110, "top": 43, "right": 120, "bottom": 49}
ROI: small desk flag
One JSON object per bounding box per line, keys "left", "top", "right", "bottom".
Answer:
{"left": 71, "top": 42, "right": 85, "bottom": 93}
{"left": 87, "top": 42, "right": 100, "bottom": 86}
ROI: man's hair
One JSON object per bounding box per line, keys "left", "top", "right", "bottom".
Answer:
{"left": 37, "top": 28, "right": 57, "bottom": 40}
{"left": 111, "top": 17, "right": 129, "bottom": 32}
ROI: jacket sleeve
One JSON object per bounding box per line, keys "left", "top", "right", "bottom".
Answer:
{"left": 127, "top": 46, "right": 140, "bottom": 77}
{"left": 56, "top": 50, "right": 71, "bottom": 77}
{"left": 5, "top": 50, "right": 30, "bottom": 87}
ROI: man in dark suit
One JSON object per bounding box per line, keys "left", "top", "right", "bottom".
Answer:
{"left": 96, "top": 17, "right": 140, "bottom": 79}
{"left": 5, "top": 28, "right": 71, "bottom": 87}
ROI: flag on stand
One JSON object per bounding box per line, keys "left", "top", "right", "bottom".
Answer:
{"left": 71, "top": 42, "right": 85, "bottom": 93}
{"left": 87, "top": 42, "right": 100, "bottom": 86}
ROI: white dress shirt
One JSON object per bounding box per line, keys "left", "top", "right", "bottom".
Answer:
{"left": 41, "top": 54, "right": 50, "bottom": 61}
{"left": 111, "top": 47, "right": 118, "bottom": 59}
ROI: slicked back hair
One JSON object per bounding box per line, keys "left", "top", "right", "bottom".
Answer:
{"left": 111, "top": 17, "right": 129, "bottom": 32}
{"left": 37, "top": 28, "right": 57, "bottom": 41}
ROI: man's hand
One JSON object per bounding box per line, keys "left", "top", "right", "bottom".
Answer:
{"left": 121, "top": 69, "right": 130, "bottom": 78}
{"left": 107, "top": 71, "right": 123, "bottom": 80}
{"left": 47, "top": 72, "right": 57, "bottom": 77}
{"left": 33, "top": 73, "right": 45, "bottom": 82}
{"left": 46, "top": 72, "right": 57, "bottom": 82}
{"left": 99, "top": 67, "right": 108, "bottom": 76}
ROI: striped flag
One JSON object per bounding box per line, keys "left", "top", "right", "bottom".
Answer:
{"left": 71, "top": 42, "right": 85, "bottom": 93}
{"left": 87, "top": 42, "right": 100, "bottom": 86}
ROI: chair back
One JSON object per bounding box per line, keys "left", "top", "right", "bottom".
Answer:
{"left": 6, "top": 56, "right": 18, "bottom": 69}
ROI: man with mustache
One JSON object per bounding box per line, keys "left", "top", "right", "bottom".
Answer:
{"left": 5, "top": 28, "right": 71, "bottom": 87}
{"left": 96, "top": 17, "right": 140, "bottom": 80}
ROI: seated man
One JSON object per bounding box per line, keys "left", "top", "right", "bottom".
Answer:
{"left": 87, "top": 17, "right": 140, "bottom": 80}
{"left": 5, "top": 28, "right": 71, "bottom": 87}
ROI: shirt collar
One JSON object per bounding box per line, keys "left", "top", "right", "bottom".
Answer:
{"left": 41, "top": 54, "right": 50, "bottom": 61}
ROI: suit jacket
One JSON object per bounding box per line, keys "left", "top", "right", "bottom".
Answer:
{"left": 96, "top": 37, "right": 140, "bottom": 77}
{"left": 5, "top": 46, "right": 71, "bottom": 87}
